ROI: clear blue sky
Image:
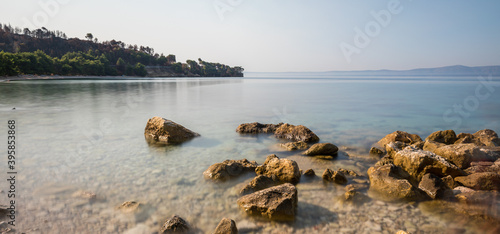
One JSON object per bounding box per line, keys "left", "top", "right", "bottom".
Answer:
{"left": 1, "top": 0, "right": 499, "bottom": 72}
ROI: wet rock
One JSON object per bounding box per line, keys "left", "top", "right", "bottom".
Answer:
{"left": 239, "top": 175, "right": 280, "bottom": 196}
{"left": 322, "top": 169, "right": 348, "bottom": 185}
{"left": 303, "top": 143, "right": 338, "bottom": 156}
{"left": 393, "top": 146, "right": 466, "bottom": 183}
{"left": 303, "top": 169, "right": 315, "bottom": 177}
{"left": 338, "top": 168, "right": 360, "bottom": 177}
{"left": 368, "top": 164, "right": 428, "bottom": 201}
{"left": 455, "top": 133, "right": 475, "bottom": 144}
{"left": 374, "top": 155, "right": 393, "bottom": 167}
{"left": 236, "top": 122, "right": 282, "bottom": 134}
{"left": 473, "top": 129, "right": 500, "bottom": 147}
{"left": 322, "top": 169, "right": 334, "bottom": 181}
{"left": 441, "top": 175, "right": 457, "bottom": 189}
{"left": 465, "top": 160, "right": 499, "bottom": 174}
{"left": 160, "top": 215, "right": 190, "bottom": 233}
{"left": 385, "top": 141, "right": 408, "bottom": 157}
{"left": 117, "top": 201, "right": 142, "bottom": 213}
{"left": 369, "top": 147, "right": 384, "bottom": 157}
{"left": 237, "top": 183, "right": 298, "bottom": 221}
{"left": 204, "top": 159, "right": 258, "bottom": 182}
{"left": 274, "top": 123, "right": 320, "bottom": 143}
{"left": 71, "top": 190, "right": 96, "bottom": 200}
{"left": 342, "top": 185, "right": 370, "bottom": 204}
{"left": 144, "top": 117, "right": 200, "bottom": 144}
{"left": 377, "top": 131, "right": 422, "bottom": 149}
{"left": 213, "top": 218, "right": 238, "bottom": 234}
{"left": 418, "top": 173, "right": 452, "bottom": 199}
{"left": 279, "top": 141, "right": 308, "bottom": 151}
{"left": 0, "top": 205, "right": 7, "bottom": 218}
{"left": 255, "top": 155, "right": 301, "bottom": 184}
{"left": 455, "top": 190, "right": 500, "bottom": 205}
{"left": 425, "top": 130, "right": 457, "bottom": 145}
{"left": 433, "top": 143, "right": 488, "bottom": 169}
{"left": 423, "top": 140, "right": 446, "bottom": 153}
{"left": 454, "top": 172, "right": 500, "bottom": 191}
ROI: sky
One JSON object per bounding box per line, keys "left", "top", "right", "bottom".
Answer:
{"left": 1, "top": 0, "right": 500, "bottom": 72}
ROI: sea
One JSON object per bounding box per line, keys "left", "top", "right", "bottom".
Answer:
{"left": 0, "top": 74, "right": 499, "bottom": 233}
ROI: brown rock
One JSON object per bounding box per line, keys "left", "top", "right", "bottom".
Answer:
{"left": 425, "top": 130, "right": 457, "bottom": 145}
{"left": 418, "top": 173, "right": 452, "bottom": 199}
{"left": 303, "top": 143, "right": 338, "bottom": 156}
{"left": 303, "top": 169, "right": 315, "bottom": 177}
{"left": 423, "top": 140, "right": 446, "bottom": 153}
{"left": 160, "top": 215, "right": 190, "bottom": 233}
{"left": 441, "top": 175, "right": 457, "bottom": 189}
{"left": 367, "top": 164, "right": 427, "bottom": 201}
{"left": 455, "top": 190, "right": 500, "bottom": 205}
{"left": 369, "top": 147, "right": 384, "bottom": 157}
{"left": 322, "top": 169, "right": 348, "bottom": 184}
{"left": 342, "top": 185, "right": 370, "bottom": 204}
{"left": 204, "top": 159, "right": 258, "bottom": 182}
{"left": 144, "top": 117, "right": 200, "bottom": 144}
{"left": 255, "top": 155, "right": 301, "bottom": 184}
{"left": 473, "top": 129, "right": 500, "bottom": 147}
{"left": 274, "top": 123, "right": 319, "bottom": 143}
{"left": 239, "top": 175, "right": 280, "bottom": 196}
{"left": 385, "top": 141, "right": 408, "bottom": 157}
{"left": 377, "top": 131, "right": 422, "bottom": 149}
{"left": 338, "top": 168, "right": 359, "bottom": 177}
{"left": 322, "top": 168, "right": 334, "bottom": 181}
{"left": 117, "top": 201, "right": 141, "bottom": 213}
{"left": 455, "top": 133, "right": 475, "bottom": 144}
{"left": 214, "top": 218, "right": 238, "bottom": 234}
{"left": 237, "top": 183, "right": 298, "bottom": 221}
{"left": 454, "top": 172, "right": 500, "bottom": 191}
{"left": 393, "top": 146, "right": 466, "bottom": 183}
{"left": 236, "top": 122, "right": 282, "bottom": 134}
{"left": 433, "top": 144, "right": 487, "bottom": 169}
{"left": 279, "top": 141, "right": 308, "bottom": 151}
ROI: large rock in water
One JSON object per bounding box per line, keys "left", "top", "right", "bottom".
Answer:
{"left": 213, "top": 218, "right": 238, "bottom": 234}
{"left": 274, "top": 123, "right": 319, "bottom": 143}
{"left": 203, "top": 159, "right": 258, "bottom": 182}
{"left": 236, "top": 122, "right": 283, "bottom": 134}
{"left": 393, "top": 146, "right": 465, "bottom": 183}
{"left": 237, "top": 183, "right": 298, "bottom": 221}
{"left": 377, "top": 131, "right": 422, "bottom": 148}
{"left": 425, "top": 130, "right": 457, "bottom": 145}
{"left": 454, "top": 172, "right": 500, "bottom": 191}
{"left": 255, "top": 154, "right": 301, "bottom": 184}
{"left": 303, "top": 143, "right": 338, "bottom": 156}
{"left": 240, "top": 175, "right": 280, "bottom": 195}
{"left": 367, "top": 164, "right": 428, "bottom": 201}
{"left": 160, "top": 215, "right": 190, "bottom": 233}
{"left": 144, "top": 117, "right": 200, "bottom": 144}
{"left": 473, "top": 129, "right": 500, "bottom": 147}
{"left": 433, "top": 143, "right": 489, "bottom": 169}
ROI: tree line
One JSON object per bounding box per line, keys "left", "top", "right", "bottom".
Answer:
{"left": 0, "top": 23, "right": 243, "bottom": 77}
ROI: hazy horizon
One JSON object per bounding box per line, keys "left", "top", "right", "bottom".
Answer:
{"left": 1, "top": 1, "right": 499, "bottom": 72}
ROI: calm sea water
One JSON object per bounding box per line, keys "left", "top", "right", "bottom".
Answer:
{"left": 0, "top": 75, "right": 499, "bottom": 233}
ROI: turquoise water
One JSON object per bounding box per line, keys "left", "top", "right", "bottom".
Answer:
{"left": 0, "top": 76, "right": 499, "bottom": 233}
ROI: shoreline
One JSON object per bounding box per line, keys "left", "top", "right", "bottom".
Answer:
{"left": 0, "top": 74, "right": 243, "bottom": 82}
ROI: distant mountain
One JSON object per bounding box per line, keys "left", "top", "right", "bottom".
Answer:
{"left": 325, "top": 65, "right": 500, "bottom": 76}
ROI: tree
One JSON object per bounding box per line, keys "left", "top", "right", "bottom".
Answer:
{"left": 116, "top": 57, "right": 126, "bottom": 75}
{"left": 85, "top": 33, "right": 93, "bottom": 41}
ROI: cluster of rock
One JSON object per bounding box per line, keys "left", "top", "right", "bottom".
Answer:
{"left": 368, "top": 129, "right": 500, "bottom": 222}
{"left": 236, "top": 122, "right": 320, "bottom": 143}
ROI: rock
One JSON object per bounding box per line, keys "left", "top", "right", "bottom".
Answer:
{"left": 433, "top": 143, "right": 488, "bottom": 169}
{"left": 144, "top": 117, "right": 200, "bottom": 144}
{"left": 455, "top": 190, "right": 500, "bottom": 205}
{"left": 418, "top": 173, "right": 452, "bottom": 199}
{"left": 342, "top": 185, "right": 370, "bottom": 204}
{"left": 237, "top": 183, "right": 297, "bottom": 221}
{"left": 239, "top": 175, "right": 280, "bottom": 196}
{"left": 479, "top": 146, "right": 500, "bottom": 161}
{"left": 465, "top": 160, "right": 499, "bottom": 174}
{"left": 0, "top": 205, "right": 7, "bottom": 218}
{"left": 441, "top": 175, "right": 457, "bottom": 189}
{"left": 71, "top": 190, "right": 96, "bottom": 200}
{"left": 385, "top": 141, "right": 408, "bottom": 157}
{"left": 279, "top": 141, "right": 308, "bottom": 151}
{"left": 473, "top": 129, "right": 500, "bottom": 147}
{"left": 369, "top": 147, "right": 384, "bottom": 157}
{"left": 454, "top": 172, "right": 500, "bottom": 191}
{"left": 274, "top": 123, "right": 319, "bottom": 143}
{"left": 425, "top": 130, "right": 457, "bottom": 145}
{"left": 160, "top": 215, "right": 190, "bottom": 233}
{"left": 453, "top": 186, "right": 476, "bottom": 194}
{"left": 204, "top": 159, "right": 258, "bottom": 182}
{"left": 303, "top": 169, "right": 315, "bottom": 177}
{"left": 303, "top": 143, "right": 338, "bottom": 156}
{"left": 368, "top": 164, "right": 428, "bottom": 201}
{"left": 377, "top": 131, "right": 422, "bottom": 149}
{"left": 455, "top": 133, "right": 475, "bottom": 144}
{"left": 338, "top": 168, "right": 359, "bottom": 177}
{"left": 117, "top": 201, "right": 142, "bottom": 213}
{"left": 423, "top": 140, "right": 446, "bottom": 153}
{"left": 214, "top": 218, "right": 238, "bottom": 234}
{"left": 255, "top": 155, "right": 301, "bottom": 184}
{"left": 393, "top": 146, "right": 466, "bottom": 183}
{"left": 322, "top": 169, "right": 348, "bottom": 184}
{"left": 236, "top": 122, "right": 282, "bottom": 134}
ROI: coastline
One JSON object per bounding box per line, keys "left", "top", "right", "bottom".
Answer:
{"left": 0, "top": 74, "right": 242, "bottom": 82}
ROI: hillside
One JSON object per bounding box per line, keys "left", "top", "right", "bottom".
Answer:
{"left": 0, "top": 23, "right": 243, "bottom": 77}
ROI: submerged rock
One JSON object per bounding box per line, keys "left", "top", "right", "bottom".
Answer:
{"left": 160, "top": 215, "right": 190, "bottom": 233}
{"left": 322, "top": 169, "right": 348, "bottom": 185}
{"left": 425, "top": 130, "right": 457, "bottom": 145}
{"left": 303, "top": 169, "right": 315, "bottom": 177}
{"left": 237, "top": 183, "right": 298, "bottom": 221}
{"left": 144, "top": 117, "right": 200, "bottom": 144}
{"left": 214, "top": 218, "right": 238, "bottom": 234}
{"left": 341, "top": 184, "right": 370, "bottom": 204}
{"left": 377, "top": 131, "right": 422, "bottom": 149}
{"left": 368, "top": 164, "right": 428, "bottom": 201}
{"left": 369, "top": 147, "right": 384, "bottom": 157}
{"left": 239, "top": 175, "right": 280, "bottom": 196}
{"left": 274, "top": 123, "right": 319, "bottom": 143}
{"left": 204, "top": 159, "right": 258, "bottom": 182}
{"left": 117, "top": 201, "right": 142, "bottom": 213}
{"left": 279, "top": 141, "right": 308, "bottom": 151}
{"left": 454, "top": 172, "right": 500, "bottom": 191}
{"left": 255, "top": 155, "right": 301, "bottom": 184}
{"left": 303, "top": 143, "right": 338, "bottom": 156}
{"left": 236, "top": 122, "right": 283, "bottom": 134}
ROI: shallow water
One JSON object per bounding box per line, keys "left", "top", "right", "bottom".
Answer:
{"left": 0, "top": 76, "right": 499, "bottom": 233}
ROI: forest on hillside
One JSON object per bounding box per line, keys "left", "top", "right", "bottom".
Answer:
{"left": 0, "top": 23, "right": 244, "bottom": 77}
